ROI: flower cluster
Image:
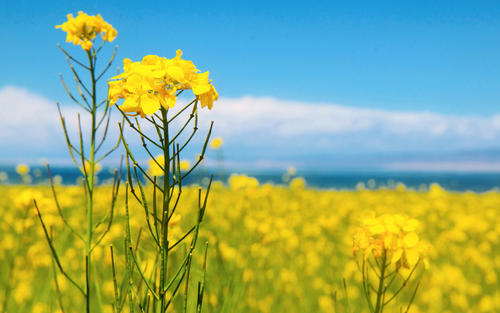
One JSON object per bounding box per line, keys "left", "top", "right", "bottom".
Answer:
{"left": 228, "top": 174, "right": 259, "bottom": 190}
{"left": 108, "top": 51, "right": 218, "bottom": 116}
{"left": 56, "top": 11, "right": 117, "bottom": 51}
{"left": 353, "top": 214, "right": 429, "bottom": 269}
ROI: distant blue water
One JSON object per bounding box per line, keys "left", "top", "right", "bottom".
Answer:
{"left": 1, "top": 165, "right": 500, "bottom": 192}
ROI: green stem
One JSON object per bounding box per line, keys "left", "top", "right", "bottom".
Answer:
{"left": 374, "top": 251, "right": 387, "bottom": 313}
{"left": 160, "top": 108, "right": 171, "bottom": 312}
{"left": 85, "top": 49, "right": 98, "bottom": 313}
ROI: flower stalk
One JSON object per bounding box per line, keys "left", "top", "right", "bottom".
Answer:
{"left": 35, "top": 11, "right": 120, "bottom": 313}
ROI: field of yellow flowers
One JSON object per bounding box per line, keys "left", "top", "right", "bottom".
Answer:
{"left": 1, "top": 176, "right": 499, "bottom": 313}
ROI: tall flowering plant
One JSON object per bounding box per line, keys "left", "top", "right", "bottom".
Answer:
{"left": 36, "top": 10, "right": 218, "bottom": 313}
{"left": 107, "top": 50, "right": 217, "bottom": 311}
{"left": 35, "top": 11, "right": 121, "bottom": 313}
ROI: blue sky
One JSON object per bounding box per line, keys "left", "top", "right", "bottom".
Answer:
{"left": 2, "top": 1, "right": 500, "bottom": 171}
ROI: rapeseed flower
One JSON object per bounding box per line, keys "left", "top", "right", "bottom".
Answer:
{"left": 0, "top": 183, "right": 498, "bottom": 312}
{"left": 55, "top": 11, "right": 117, "bottom": 50}
{"left": 84, "top": 161, "right": 102, "bottom": 173}
{"left": 108, "top": 51, "right": 217, "bottom": 116}
{"left": 289, "top": 177, "right": 306, "bottom": 189}
{"left": 16, "top": 163, "right": 30, "bottom": 176}
{"left": 148, "top": 155, "right": 165, "bottom": 177}
{"left": 228, "top": 174, "right": 259, "bottom": 190}
{"left": 210, "top": 137, "right": 224, "bottom": 149}
{"left": 353, "top": 214, "right": 429, "bottom": 269}
{"left": 179, "top": 160, "right": 190, "bottom": 171}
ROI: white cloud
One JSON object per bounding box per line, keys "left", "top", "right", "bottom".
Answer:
{"left": 0, "top": 86, "right": 62, "bottom": 145}
{"left": 200, "top": 95, "right": 500, "bottom": 139}
{"left": 0, "top": 86, "right": 107, "bottom": 163}
{"left": 2, "top": 86, "right": 500, "bottom": 167}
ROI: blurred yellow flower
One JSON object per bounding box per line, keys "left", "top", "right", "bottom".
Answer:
{"left": 353, "top": 214, "right": 430, "bottom": 269}
{"left": 0, "top": 178, "right": 498, "bottom": 312}
{"left": 179, "top": 160, "right": 190, "bottom": 171}
{"left": 210, "top": 137, "right": 224, "bottom": 149}
{"left": 148, "top": 155, "right": 165, "bottom": 177}
{"left": 84, "top": 161, "right": 102, "bottom": 173}
{"left": 16, "top": 163, "right": 30, "bottom": 176}
{"left": 289, "top": 177, "right": 306, "bottom": 189}
{"left": 56, "top": 11, "right": 117, "bottom": 51}
{"left": 149, "top": 157, "right": 189, "bottom": 177}
{"left": 229, "top": 174, "right": 259, "bottom": 190}
{"left": 286, "top": 166, "right": 296, "bottom": 176}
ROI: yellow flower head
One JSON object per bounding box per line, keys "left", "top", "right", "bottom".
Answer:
{"left": 56, "top": 11, "right": 117, "bottom": 51}
{"left": 179, "top": 160, "right": 190, "bottom": 171}
{"left": 210, "top": 137, "right": 224, "bottom": 150}
{"left": 353, "top": 214, "right": 430, "bottom": 269}
{"left": 108, "top": 50, "right": 217, "bottom": 116}
{"left": 229, "top": 174, "right": 259, "bottom": 190}
{"left": 84, "top": 161, "right": 102, "bottom": 173}
{"left": 16, "top": 163, "right": 30, "bottom": 176}
{"left": 289, "top": 177, "right": 306, "bottom": 189}
{"left": 148, "top": 155, "right": 165, "bottom": 177}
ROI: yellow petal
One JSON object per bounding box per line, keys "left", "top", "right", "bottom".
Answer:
{"left": 140, "top": 94, "right": 160, "bottom": 115}
{"left": 166, "top": 66, "right": 184, "bottom": 82}
{"left": 403, "top": 233, "right": 419, "bottom": 248}
{"left": 179, "top": 160, "right": 190, "bottom": 171}
{"left": 403, "top": 219, "right": 419, "bottom": 232}
{"left": 391, "top": 248, "right": 403, "bottom": 264}
{"left": 406, "top": 249, "right": 419, "bottom": 266}
{"left": 120, "top": 96, "right": 141, "bottom": 112}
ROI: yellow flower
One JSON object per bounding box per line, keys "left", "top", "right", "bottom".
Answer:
{"left": 229, "top": 174, "right": 259, "bottom": 190}
{"left": 179, "top": 160, "right": 190, "bottom": 171}
{"left": 210, "top": 137, "right": 224, "bottom": 149}
{"left": 192, "top": 72, "right": 218, "bottom": 109}
{"left": 353, "top": 214, "right": 429, "bottom": 269}
{"left": 148, "top": 155, "right": 165, "bottom": 177}
{"left": 16, "top": 163, "right": 30, "bottom": 175}
{"left": 56, "top": 11, "right": 117, "bottom": 51}
{"left": 150, "top": 158, "right": 188, "bottom": 177}
{"left": 108, "top": 50, "right": 217, "bottom": 116}
{"left": 289, "top": 177, "right": 306, "bottom": 189}
{"left": 84, "top": 161, "right": 102, "bottom": 173}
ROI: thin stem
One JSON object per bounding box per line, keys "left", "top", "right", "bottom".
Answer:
{"left": 59, "top": 74, "right": 89, "bottom": 111}
{"left": 362, "top": 259, "right": 375, "bottom": 313}
{"left": 34, "top": 200, "right": 86, "bottom": 296}
{"left": 110, "top": 246, "right": 120, "bottom": 313}
{"left": 57, "top": 44, "right": 90, "bottom": 70}
{"left": 128, "top": 247, "right": 160, "bottom": 300}
{"left": 46, "top": 164, "right": 85, "bottom": 242}
{"left": 180, "top": 121, "right": 213, "bottom": 180}
{"left": 119, "top": 123, "right": 163, "bottom": 190}
{"left": 167, "top": 99, "right": 196, "bottom": 124}
{"left": 56, "top": 103, "right": 85, "bottom": 171}
{"left": 96, "top": 45, "right": 118, "bottom": 81}
{"left": 65, "top": 57, "right": 92, "bottom": 97}
{"left": 84, "top": 48, "right": 98, "bottom": 313}
{"left": 160, "top": 108, "right": 170, "bottom": 311}
{"left": 374, "top": 251, "right": 388, "bottom": 313}
{"left": 403, "top": 282, "right": 420, "bottom": 313}
{"left": 384, "top": 260, "right": 421, "bottom": 305}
